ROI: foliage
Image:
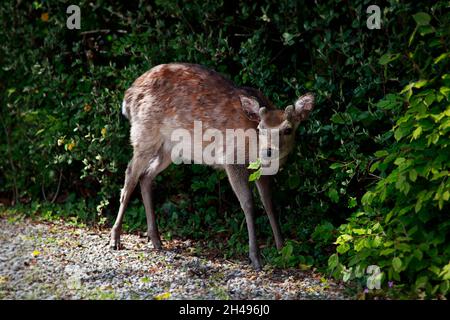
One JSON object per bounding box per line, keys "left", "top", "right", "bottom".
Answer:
{"left": 328, "top": 10, "right": 450, "bottom": 298}
{"left": 0, "top": 0, "right": 449, "bottom": 298}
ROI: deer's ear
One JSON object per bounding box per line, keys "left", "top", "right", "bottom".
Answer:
{"left": 294, "top": 93, "right": 315, "bottom": 122}
{"left": 239, "top": 96, "right": 260, "bottom": 122}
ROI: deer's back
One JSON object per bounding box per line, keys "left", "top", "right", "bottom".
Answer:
{"left": 122, "top": 63, "right": 272, "bottom": 131}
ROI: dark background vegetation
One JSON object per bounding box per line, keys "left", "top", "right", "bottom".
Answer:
{"left": 0, "top": 0, "right": 449, "bottom": 298}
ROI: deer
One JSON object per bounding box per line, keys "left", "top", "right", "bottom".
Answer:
{"left": 110, "top": 63, "right": 315, "bottom": 270}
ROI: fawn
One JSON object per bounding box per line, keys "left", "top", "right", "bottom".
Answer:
{"left": 110, "top": 63, "right": 315, "bottom": 270}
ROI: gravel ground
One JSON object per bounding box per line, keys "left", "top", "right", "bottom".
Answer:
{"left": 0, "top": 216, "right": 347, "bottom": 300}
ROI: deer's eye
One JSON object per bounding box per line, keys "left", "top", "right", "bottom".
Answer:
{"left": 284, "top": 128, "right": 293, "bottom": 135}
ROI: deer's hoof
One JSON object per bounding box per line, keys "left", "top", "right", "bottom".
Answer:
{"left": 252, "top": 263, "right": 262, "bottom": 272}
{"left": 249, "top": 256, "right": 263, "bottom": 271}
{"left": 109, "top": 238, "right": 121, "bottom": 250}
{"left": 149, "top": 237, "right": 163, "bottom": 250}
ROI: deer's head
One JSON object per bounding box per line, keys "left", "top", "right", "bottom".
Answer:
{"left": 240, "top": 93, "right": 315, "bottom": 168}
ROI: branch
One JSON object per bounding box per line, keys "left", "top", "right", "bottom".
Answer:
{"left": 0, "top": 115, "right": 18, "bottom": 205}
{"left": 51, "top": 170, "right": 63, "bottom": 203}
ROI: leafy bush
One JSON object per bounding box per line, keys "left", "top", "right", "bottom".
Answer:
{"left": 0, "top": 0, "right": 449, "bottom": 298}
{"left": 328, "top": 11, "right": 450, "bottom": 298}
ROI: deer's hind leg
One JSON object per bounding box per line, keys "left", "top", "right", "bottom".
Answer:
{"left": 110, "top": 152, "right": 152, "bottom": 250}
{"left": 139, "top": 151, "right": 171, "bottom": 249}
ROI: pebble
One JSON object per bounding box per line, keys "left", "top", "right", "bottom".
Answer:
{"left": 0, "top": 217, "right": 347, "bottom": 300}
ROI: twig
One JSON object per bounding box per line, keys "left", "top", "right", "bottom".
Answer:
{"left": 41, "top": 183, "right": 47, "bottom": 202}
{"left": 368, "top": 173, "right": 382, "bottom": 180}
{"left": 51, "top": 170, "right": 63, "bottom": 203}
{"left": 234, "top": 33, "right": 253, "bottom": 37}
{"left": 0, "top": 115, "right": 18, "bottom": 205}
{"left": 269, "top": 47, "right": 287, "bottom": 64}
{"left": 102, "top": 6, "right": 126, "bottom": 20}
{"left": 80, "top": 29, "right": 110, "bottom": 35}
{"left": 176, "top": 3, "right": 195, "bottom": 35}
{"left": 41, "top": 169, "right": 63, "bottom": 203}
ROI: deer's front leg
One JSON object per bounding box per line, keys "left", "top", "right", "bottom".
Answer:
{"left": 255, "top": 175, "right": 284, "bottom": 250}
{"left": 225, "top": 165, "right": 262, "bottom": 270}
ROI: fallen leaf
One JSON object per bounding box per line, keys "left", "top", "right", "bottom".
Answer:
{"left": 0, "top": 275, "right": 9, "bottom": 284}
{"left": 154, "top": 292, "right": 171, "bottom": 300}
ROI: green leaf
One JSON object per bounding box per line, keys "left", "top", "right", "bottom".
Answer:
{"left": 380, "top": 248, "right": 395, "bottom": 256}
{"left": 397, "top": 243, "right": 411, "bottom": 252}
{"left": 379, "top": 53, "right": 400, "bottom": 65}
{"left": 394, "top": 157, "right": 406, "bottom": 165}
{"left": 413, "top": 12, "right": 431, "bottom": 26}
{"left": 415, "top": 276, "right": 428, "bottom": 289}
{"left": 7, "top": 88, "right": 16, "bottom": 96}
{"left": 354, "top": 239, "right": 365, "bottom": 252}
{"left": 342, "top": 269, "right": 352, "bottom": 282}
{"left": 440, "top": 263, "right": 450, "bottom": 280}
{"left": 248, "top": 169, "right": 261, "bottom": 182}
{"left": 337, "top": 243, "right": 350, "bottom": 254}
{"left": 394, "top": 127, "right": 407, "bottom": 141}
{"left": 352, "top": 228, "right": 366, "bottom": 235}
{"left": 335, "top": 234, "right": 353, "bottom": 244}
{"left": 440, "top": 281, "right": 449, "bottom": 295}
{"left": 439, "top": 86, "right": 450, "bottom": 99}
{"left": 348, "top": 197, "right": 357, "bottom": 208}
{"left": 35, "top": 128, "right": 45, "bottom": 136}
{"left": 327, "top": 188, "right": 339, "bottom": 203}
{"left": 409, "top": 169, "right": 418, "bottom": 182}
{"left": 414, "top": 198, "right": 423, "bottom": 213}
{"left": 328, "top": 254, "right": 339, "bottom": 269}
{"left": 374, "top": 150, "right": 389, "bottom": 158}
{"left": 434, "top": 53, "right": 450, "bottom": 65}
{"left": 281, "top": 242, "right": 294, "bottom": 260}
{"left": 385, "top": 94, "right": 404, "bottom": 109}
{"left": 443, "top": 191, "right": 449, "bottom": 201}
{"left": 329, "top": 162, "right": 344, "bottom": 170}
{"left": 330, "top": 113, "right": 347, "bottom": 124}
{"left": 288, "top": 175, "right": 300, "bottom": 189}
{"left": 413, "top": 249, "right": 423, "bottom": 261}
{"left": 412, "top": 80, "right": 428, "bottom": 89}
{"left": 247, "top": 158, "right": 261, "bottom": 170}
{"left": 411, "top": 127, "right": 422, "bottom": 140}
{"left": 248, "top": 159, "right": 262, "bottom": 181}
{"left": 418, "top": 25, "right": 435, "bottom": 36}
{"left": 282, "top": 32, "right": 296, "bottom": 46}
{"left": 428, "top": 265, "right": 441, "bottom": 276}
{"left": 370, "top": 161, "right": 379, "bottom": 173}
{"left": 361, "top": 191, "right": 374, "bottom": 206}
{"left": 392, "top": 257, "right": 402, "bottom": 272}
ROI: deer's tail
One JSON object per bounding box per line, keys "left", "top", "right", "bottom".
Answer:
{"left": 121, "top": 99, "right": 130, "bottom": 120}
